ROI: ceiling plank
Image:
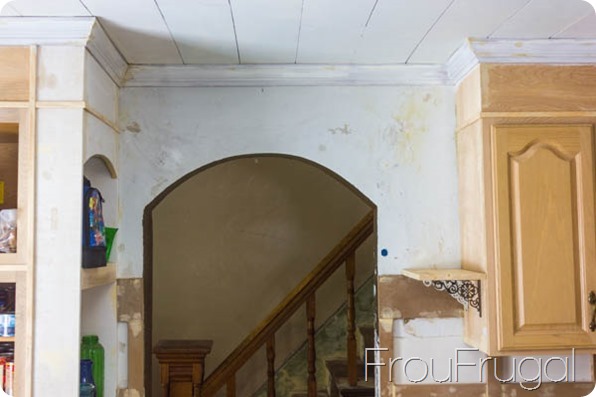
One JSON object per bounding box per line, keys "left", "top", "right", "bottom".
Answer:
{"left": 353, "top": 0, "right": 453, "bottom": 63}
{"left": 81, "top": 0, "right": 182, "bottom": 64}
{"left": 231, "top": 0, "right": 303, "bottom": 64}
{"left": 156, "top": 0, "right": 239, "bottom": 64}
{"left": 0, "top": 4, "right": 21, "bottom": 16}
{"left": 408, "top": 0, "right": 530, "bottom": 64}
{"left": 555, "top": 12, "right": 596, "bottom": 38}
{"left": 8, "top": 0, "right": 90, "bottom": 16}
{"left": 490, "top": 0, "right": 594, "bottom": 38}
{"left": 297, "top": 0, "right": 376, "bottom": 63}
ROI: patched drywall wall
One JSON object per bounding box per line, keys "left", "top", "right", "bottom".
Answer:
{"left": 118, "top": 85, "right": 460, "bottom": 279}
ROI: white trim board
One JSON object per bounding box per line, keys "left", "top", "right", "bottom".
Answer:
{"left": 123, "top": 64, "right": 449, "bottom": 87}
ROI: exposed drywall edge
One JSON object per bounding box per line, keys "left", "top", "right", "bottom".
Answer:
{"left": 446, "top": 38, "right": 596, "bottom": 86}
{"left": 123, "top": 64, "right": 450, "bottom": 87}
{"left": 0, "top": 17, "right": 94, "bottom": 45}
{"left": 87, "top": 20, "right": 128, "bottom": 87}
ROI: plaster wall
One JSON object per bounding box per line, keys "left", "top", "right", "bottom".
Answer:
{"left": 118, "top": 85, "right": 460, "bottom": 279}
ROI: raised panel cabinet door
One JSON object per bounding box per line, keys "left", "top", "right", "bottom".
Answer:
{"left": 492, "top": 124, "right": 596, "bottom": 351}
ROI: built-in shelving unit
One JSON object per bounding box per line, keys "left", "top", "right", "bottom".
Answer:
{"left": 0, "top": 45, "right": 36, "bottom": 397}
{"left": 81, "top": 264, "right": 117, "bottom": 290}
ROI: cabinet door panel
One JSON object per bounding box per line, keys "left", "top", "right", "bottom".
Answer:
{"left": 493, "top": 124, "right": 596, "bottom": 351}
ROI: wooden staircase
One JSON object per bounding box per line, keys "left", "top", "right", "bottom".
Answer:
{"left": 154, "top": 211, "right": 375, "bottom": 397}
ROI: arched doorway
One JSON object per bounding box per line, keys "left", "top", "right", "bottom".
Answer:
{"left": 143, "top": 154, "right": 377, "bottom": 396}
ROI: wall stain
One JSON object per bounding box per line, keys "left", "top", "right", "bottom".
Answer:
{"left": 382, "top": 93, "right": 431, "bottom": 165}
{"left": 318, "top": 144, "right": 327, "bottom": 152}
{"left": 328, "top": 123, "right": 353, "bottom": 135}
{"left": 126, "top": 122, "right": 141, "bottom": 133}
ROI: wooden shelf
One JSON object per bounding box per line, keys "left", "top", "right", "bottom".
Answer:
{"left": 0, "top": 337, "right": 15, "bottom": 343}
{"left": 402, "top": 268, "right": 486, "bottom": 282}
{"left": 81, "top": 264, "right": 116, "bottom": 290}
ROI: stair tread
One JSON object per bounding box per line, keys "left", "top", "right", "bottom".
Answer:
{"left": 325, "top": 359, "right": 375, "bottom": 379}
{"left": 291, "top": 392, "right": 329, "bottom": 397}
{"left": 337, "top": 387, "right": 375, "bottom": 397}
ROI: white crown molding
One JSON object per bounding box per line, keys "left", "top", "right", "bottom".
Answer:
{"left": 0, "top": 16, "right": 94, "bottom": 45}
{"left": 123, "top": 64, "right": 449, "bottom": 87}
{"left": 445, "top": 39, "right": 479, "bottom": 86}
{"left": 87, "top": 20, "right": 128, "bottom": 86}
{"left": 0, "top": 17, "right": 127, "bottom": 86}
{"left": 446, "top": 38, "right": 596, "bottom": 86}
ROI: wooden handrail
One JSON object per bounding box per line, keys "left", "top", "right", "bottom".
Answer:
{"left": 202, "top": 210, "right": 375, "bottom": 397}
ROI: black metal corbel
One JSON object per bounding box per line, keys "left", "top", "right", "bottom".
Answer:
{"left": 422, "top": 279, "right": 482, "bottom": 317}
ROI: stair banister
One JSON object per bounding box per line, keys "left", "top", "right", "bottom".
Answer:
{"left": 156, "top": 210, "right": 374, "bottom": 397}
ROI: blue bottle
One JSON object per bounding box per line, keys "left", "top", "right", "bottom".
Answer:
{"left": 80, "top": 359, "right": 96, "bottom": 397}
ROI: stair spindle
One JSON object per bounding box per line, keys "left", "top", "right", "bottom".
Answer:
{"left": 307, "top": 294, "right": 317, "bottom": 397}
{"left": 346, "top": 251, "right": 357, "bottom": 386}
{"left": 267, "top": 336, "right": 276, "bottom": 397}
{"left": 226, "top": 374, "right": 236, "bottom": 397}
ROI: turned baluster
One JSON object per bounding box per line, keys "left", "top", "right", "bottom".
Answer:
{"left": 346, "top": 251, "right": 357, "bottom": 386}
{"left": 307, "top": 294, "right": 317, "bottom": 397}
{"left": 267, "top": 336, "right": 276, "bottom": 397}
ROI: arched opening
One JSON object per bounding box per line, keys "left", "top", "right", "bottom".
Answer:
{"left": 143, "top": 154, "right": 377, "bottom": 396}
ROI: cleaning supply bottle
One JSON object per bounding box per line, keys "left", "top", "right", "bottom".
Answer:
{"left": 80, "top": 359, "right": 96, "bottom": 397}
{"left": 81, "top": 335, "right": 104, "bottom": 397}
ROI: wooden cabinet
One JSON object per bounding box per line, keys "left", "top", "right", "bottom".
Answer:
{"left": 455, "top": 64, "right": 596, "bottom": 356}
{"left": 493, "top": 124, "right": 596, "bottom": 351}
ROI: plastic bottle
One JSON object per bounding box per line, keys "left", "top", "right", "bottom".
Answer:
{"left": 80, "top": 359, "right": 96, "bottom": 397}
{"left": 81, "top": 335, "right": 104, "bottom": 397}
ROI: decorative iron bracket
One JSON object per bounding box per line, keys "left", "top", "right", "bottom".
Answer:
{"left": 422, "top": 280, "right": 482, "bottom": 317}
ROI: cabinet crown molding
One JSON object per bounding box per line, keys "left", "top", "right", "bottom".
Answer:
{"left": 447, "top": 38, "right": 596, "bottom": 86}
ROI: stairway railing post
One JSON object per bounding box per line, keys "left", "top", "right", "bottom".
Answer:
{"left": 346, "top": 250, "right": 357, "bottom": 386}
{"left": 307, "top": 294, "right": 317, "bottom": 397}
{"left": 267, "top": 336, "right": 276, "bottom": 397}
{"left": 153, "top": 339, "right": 213, "bottom": 397}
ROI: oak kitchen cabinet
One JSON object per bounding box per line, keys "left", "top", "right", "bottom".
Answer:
{"left": 458, "top": 65, "right": 596, "bottom": 356}
{"left": 405, "top": 64, "right": 596, "bottom": 356}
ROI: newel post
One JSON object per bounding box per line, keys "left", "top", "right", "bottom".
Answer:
{"left": 154, "top": 340, "right": 214, "bottom": 397}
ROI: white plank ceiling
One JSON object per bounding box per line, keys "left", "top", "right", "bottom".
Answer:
{"left": 2, "top": 0, "right": 595, "bottom": 65}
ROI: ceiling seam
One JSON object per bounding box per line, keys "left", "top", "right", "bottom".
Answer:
{"left": 364, "top": 0, "right": 380, "bottom": 30}
{"left": 486, "top": 0, "right": 533, "bottom": 38}
{"left": 227, "top": 0, "right": 242, "bottom": 64}
{"left": 293, "top": 0, "right": 306, "bottom": 64}
{"left": 77, "top": 0, "right": 93, "bottom": 16}
{"left": 404, "top": 0, "right": 456, "bottom": 64}
{"left": 152, "top": 0, "right": 185, "bottom": 64}
{"left": 550, "top": 10, "right": 593, "bottom": 38}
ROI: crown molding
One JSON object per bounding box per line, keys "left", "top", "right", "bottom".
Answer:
{"left": 446, "top": 38, "right": 596, "bottom": 86}
{"left": 123, "top": 64, "right": 449, "bottom": 87}
{"left": 0, "top": 16, "right": 94, "bottom": 45}
{"left": 0, "top": 17, "right": 127, "bottom": 86}
{"left": 87, "top": 20, "right": 128, "bottom": 86}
